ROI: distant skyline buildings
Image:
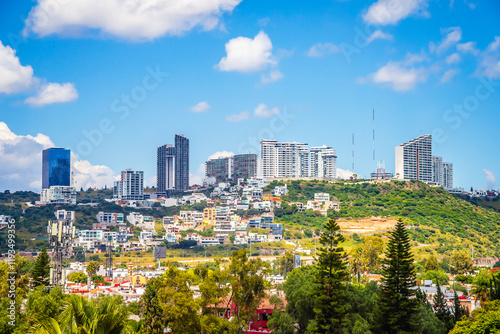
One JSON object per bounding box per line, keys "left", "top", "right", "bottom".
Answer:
{"left": 260, "top": 139, "right": 310, "bottom": 179}
{"left": 114, "top": 169, "right": 144, "bottom": 200}
{"left": 395, "top": 134, "right": 433, "bottom": 182}
{"left": 205, "top": 153, "right": 258, "bottom": 182}
{"left": 157, "top": 134, "right": 190, "bottom": 195}
{"left": 42, "top": 148, "right": 71, "bottom": 189}
{"left": 157, "top": 144, "right": 175, "bottom": 194}
{"left": 310, "top": 145, "right": 337, "bottom": 179}
{"left": 174, "top": 134, "right": 190, "bottom": 191}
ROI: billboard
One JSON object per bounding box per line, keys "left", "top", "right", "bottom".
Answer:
{"left": 153, "top": 246, "right": 167, "bottom": 259}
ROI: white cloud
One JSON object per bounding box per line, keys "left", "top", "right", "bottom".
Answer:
{"left": 440, "top": 68, "right": 460, "bottom": 83}
{"left": 366, "top": 30, "right": 393, "bottom": 44}
{"left": 216, "top": 31, "right": 276, "bottom": 73}
{"left": 189, "top": 101, "right": 210, "bottom": 113}
{"left": 25, "top": 82, "right": 78, "bottom": 107}
{"left": 190, "top": 163, "right": 206, "bottom": 186}
{"left": 254, "top": 103, "right": 280, "bottom": 118}
{"left": 24, "top": 0, "right": 242, "bottom": 41}
{"left": 0, "top": 40, "right": 34, "bottom": 94}
{"left": 445, "top": 53, "right": 461, "bottom": 64}
{"left": 403, "top": 51, "right": 429, "bottom": 65}
{"left": 336, "top": 168, "right": 362, "bottom": 180}
{"left": 488, "top": 36, "right": 500, "bottom": 52}
{"left": 475, "top": 37, "right": 500, "bottom": 79}
{"left": 306, "top": 43, "right": 340, "bottom": 57}
{"left": 370, "top": 61, "right": 427, "bottom": 91}
{"left": 456, "top": 41, "right": 479, "bottom": 55}
{"left": 0, "top": 121, "right": 118, "bottom": 192}
{"left": 226, "top": 111, "right": 250, "bottom": 122}
{"left": 363, "top": 0, "right": 430, "bottom": 25}
{"left": 483, "top": 169, "right": 496, "bottom": 189}
{"left": 261, "top": 69, "right": 283, "bottom": 84}
{"left": 208, "top": 151, "right": 234, "bottom": 161}
{"left": 434, "top": 27, "right": 462, "bottom": 54}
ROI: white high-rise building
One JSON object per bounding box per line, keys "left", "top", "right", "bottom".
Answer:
{"left": 443, "top": 162, "right": 453, "bottom": 189}
{"left": 432, "top": 156, "right": 443, "bottom": 185}
{"left": 310, "top": 145, "right": 337, "bottom": 178}
{"left": 395, "top": 134, "right": 432, "bottom": 182}
{"left": 114, "top": 169, "right": 144, "bottom": 200}
{"left": 260, "top": 139, "right": 309, "bottom": 178}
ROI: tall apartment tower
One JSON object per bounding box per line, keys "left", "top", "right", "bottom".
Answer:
{"left": 443, "top": 162, "right": 453, "bottom": 189}
{"left": 42, "top": 148, "right": 71, "bottom": 189}
{"left": 395, "top": 134, "right": 432, "bottom": 182}
{"left": 232, "top": 153, "right": 258, "bottom": 180}
{"left": 157, "top": 144, "right": 175, "bottom": 195}
{"left": 114, "top": 169, "right": 144, "bottom": 200}
{"left": 174, "top": 134, "right": 189, "bottom": 191}
{"left": 310, "top": 145, "right": 337, "bottom": 178}
{"left": 260, "top": 140, "right": 309, "bottom": 178}
{"left": 432, "top": 156, "right": 444, "bottom": 185}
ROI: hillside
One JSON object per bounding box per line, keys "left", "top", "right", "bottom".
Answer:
{"left": 269, "top": 179, "right": 500, "bottom": 257}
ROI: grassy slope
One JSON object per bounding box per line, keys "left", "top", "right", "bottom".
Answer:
{"left": 270, "top": 179, "right": 500, "bottom": 257}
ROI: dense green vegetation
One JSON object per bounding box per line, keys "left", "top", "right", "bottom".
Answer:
{"left": 268, "top": 179, "right": 500, "bottom": 257}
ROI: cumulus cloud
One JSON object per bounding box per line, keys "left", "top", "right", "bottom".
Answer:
{"left": 363, "top": 0, "right": 430, "bottom": 25}
{"left": 208, "top": 151, "right": 234, "bottom": 161}
{"left": 440, "top": 68, "right": 460, "bottom": 83}
{"left": 488, "top": 36, "right": 500, "bottom": 52}
{"left": 189, "top": 101, "right": 210, "bottom": 113}
{"left": 483, "top": 169, "right": 496, "bottom": 189}
{"left": 366, "top": 30, "right": 393, "bottom": 44}
{"left": 336, "top": 168, "right": 361, "bottom": 180}
{"left": 369, "top": 61, "right": 427, "bottom": 91}
{"left": 216, "top": 31, "right": 276, "bottom": 73}
{"left": 0, "top": 122, "right": 118, "bottom": 192}
{"left": 261, "top": 69, "right": 283, "bottom": 84}
{"left": 476, "top": 36, "right": 500, "bottom": 79}
{"left": 306, "top": 43, "right": 341, "bottom": 57}
{"left": 25, "top": 82, "right": 78, "bottom": 107}
{"left": 0, "top": 41, "right": 34, "bottom": 94}
{"left": 226, "top": 111, "right": 250, "bottom": 122}
{"left": 24, "top": 0, "right": 242, "bottom": 41}
{"left": 254, "top": 103, "right": 280, "bottom": 118}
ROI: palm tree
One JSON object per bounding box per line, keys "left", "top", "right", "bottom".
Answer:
{"left": 31, "top": 295, "right": 132, "bottom": 334}
{"left": 471, "top": 272, "right": 492, "bottom": 308}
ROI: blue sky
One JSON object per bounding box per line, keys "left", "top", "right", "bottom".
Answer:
{"left": 0, "top": 0, "right": 499, "bottom": 192}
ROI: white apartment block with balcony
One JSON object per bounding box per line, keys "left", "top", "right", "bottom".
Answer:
{"left": 432, "top": 156, "right": 454, "bottom": 189}
{"left": 443, "top": 162, "right": 453, "bottom": 189}
{"left": 310, "top": 145, "right": 337, "bottom": 178}
{"left": 260, "top": 139, "right": 309, "bottom": 179}
{"left": 395, "top": 135, "right": 433, "bottom": 182}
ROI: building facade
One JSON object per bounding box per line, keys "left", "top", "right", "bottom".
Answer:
{"left": 175, "top": 134, "right": 189, "bottom": 191}
{"left": 432, "top": 156, "right": 444, "bottom": 185}
{"left": 395, "top": 134, "right": 432, "bottom": 182}
{"left": 114, "top": 169, "right": 144, "bottom": 200}
{"left": 232, "top": 153, "right": 257, "bottom": 180}
{"left": 260, "top": 140, "right": 309, "bottom": 178}
{"left": 443, "top": 162, "right": 453, "bottom": 189}
{"left": 157, "top": 144, "right": 175, "bottom": 195}
{"left": 206, "top": 157, "right": 231, "bottom": 182}
{"left": 42, "top": 148, "right": 71, "bottom": 189}
{"left": 310, "top": 145, "right": 337, "bottom": 178}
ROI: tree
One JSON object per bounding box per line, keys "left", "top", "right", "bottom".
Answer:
{"left": 229, "top": 249, "right": 270, "bottom": 333}
{"left": 425, "top": 255, "right": 439, "bottom": 272}
{"left": 424, "top": 270, "right": 449, "bottom": 286}
{"left": 140, "top": 278, "right": 165, "bottom": 334}
{"left": 267, "top": 295, "right": 295, "bottom": 334}
{"left": 308, "top": 218, "right": 349, "bottom": 333}
{"left": 450, "top": 250, "right": 474, "bottom": 275}
{"left": 86, "top": 261, "right": 100, "bottom": 288}
{"left": 450, "top": 300, "right": 500, "bottom": 333}
{"left": 490, "top": 272, "right": 500, "bottom": 301}
{"left": 278, "top": 252, "right": 294, "bottom": 276}
{"left": 374, "top": 219, "right": 418, "bottom": 334}
{"left": 453, "top": 291, "right": 467, "bottom": 323}
{"left": 283, "top": 266, "right": 317, "bottom": 333}
{"left": 67, "top": 272, "right": 87, "bottom": 283}
{"left": 433, "top": 283, "right": 453, "bottom": 331}
{"left": 362, "top": 236, "right": 384, "bottom": 273}
{"left": 471, "top": 270, "right": 492, "bottom": 308}
{"left": 32, "top": 248, "right": 50, "bottom": 286}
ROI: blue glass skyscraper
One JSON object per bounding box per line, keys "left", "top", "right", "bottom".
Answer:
{"left": 42, "top": 148, "right": 71, "bottom": 189}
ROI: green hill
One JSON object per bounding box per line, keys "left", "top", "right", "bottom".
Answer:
{"left": 269, "top": 179, "right": 500, "bottom": 258}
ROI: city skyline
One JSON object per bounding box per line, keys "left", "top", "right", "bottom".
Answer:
{"left": 0, "top": 1, "right": 499, "bottom": 191}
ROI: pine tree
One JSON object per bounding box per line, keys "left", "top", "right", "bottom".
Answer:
{"left": 32, "top": 247, "right": 51, "bottom": 286}
{"left": 374, "top": 219, "right": 418, "bottom": 334}
{"left": 433, "top": 283, "right": 453, "bottom": 330}
{"left": 453, "top": 290, "right": 467, "bottom": 322}
{"left": 309, "top": 218, "right": 349, "bottom": 334}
